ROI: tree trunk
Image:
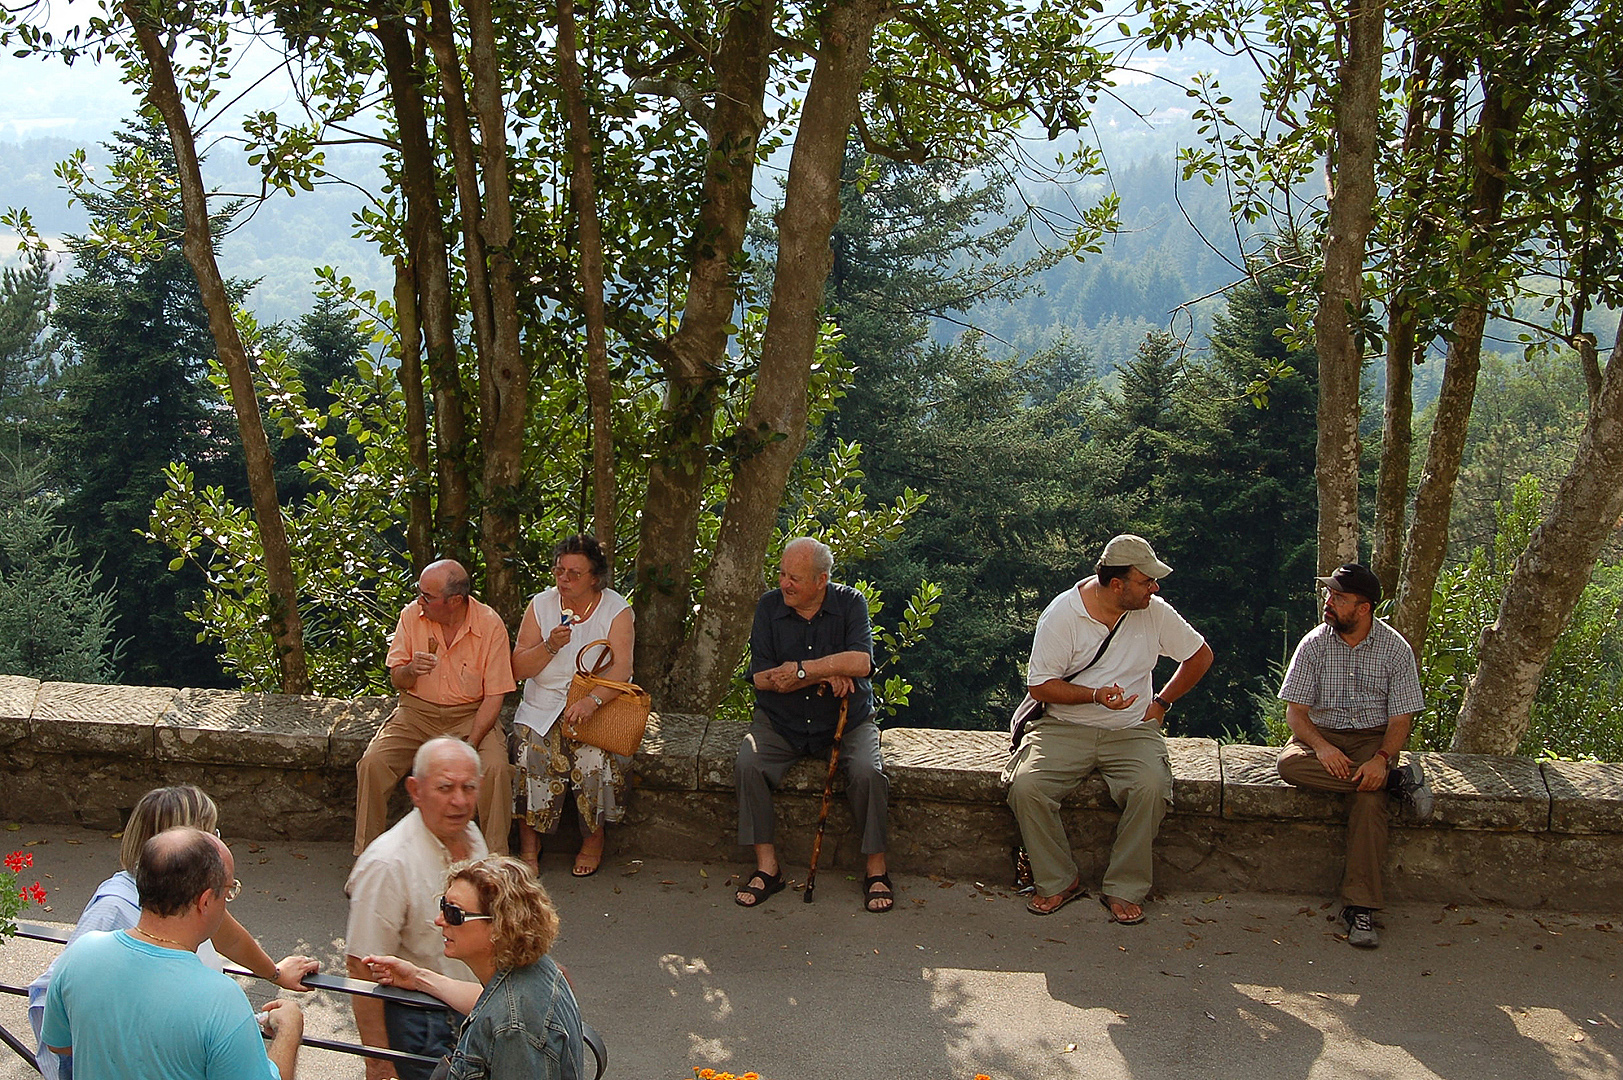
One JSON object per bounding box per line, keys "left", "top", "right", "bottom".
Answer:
{"left": 1313, "top": 0, "right": 1384, "bottom": 572}
{"left": 1371, "top": 47, "right": 1461, "bottom": 597}
{"left": 392, "top": 256, "right": 435, "bottom": 572}
{"left": 665, "top": 0, "right": 890, "bottom": 713}
{"left": 462, "top": 0, "right": 528, "bottom": 624}
{"left": 126, "top": 7, "right": 311, "bottom": 694}
{"left": 1371, "top": 316, "right": 1415, "bottom": 594}
{"left": 632, "top": 0, "right": 778, "bottom": 704}
{"left": 1391, "top": 66, "right": 1532, "bottom": 657}
{"left": 557, "top": 0, "right": 617, "bottom": 567}
{"left": 374, "top": 12, "right": 472, "bottom": 561}
{"left": 1453, "top": 335, "right": 1623, "bottom": 753}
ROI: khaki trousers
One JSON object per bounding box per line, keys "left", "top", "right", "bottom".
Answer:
{"left": 1276, "top": 725, "right": 1389, "bottom": 908}
{"left": 354, "top": 695, "right": 512, "bottom": 856}
{"left": 1004, "top": 718, "right": 1172, "bottom": 902}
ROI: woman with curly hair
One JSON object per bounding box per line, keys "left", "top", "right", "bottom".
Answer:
{"left": 363, "top": 855, "right": 584, "bottom": 1079}
{"left": 510, "top": 533, "right": 635, "bottom": 877}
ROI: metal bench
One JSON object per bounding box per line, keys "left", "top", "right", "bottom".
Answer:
{"left": 2, "top": 921, "right": 607, "bottom": 1078}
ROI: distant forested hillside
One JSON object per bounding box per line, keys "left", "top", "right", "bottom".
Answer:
{"left": 964, "top": 153, "right": 1248, "bottom": 377}
{"left": 1, "top": 137, "right": 391, "bottom": 322}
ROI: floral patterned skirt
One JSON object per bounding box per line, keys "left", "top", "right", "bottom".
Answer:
{"left": 517, "top": 722, "right": 630, "bottom": 834}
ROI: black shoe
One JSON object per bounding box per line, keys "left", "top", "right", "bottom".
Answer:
{"left": 1387, "top": 760, "right": 1435, "bottom": 822}
{"left": 1341, "top": 905, "right": 1379, "bottom": 948}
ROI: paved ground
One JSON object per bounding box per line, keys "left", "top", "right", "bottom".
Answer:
{"left": 2, "top": 820, "right": 1620, "bottom": 1080}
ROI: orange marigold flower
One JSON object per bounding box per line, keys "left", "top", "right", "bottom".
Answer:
{"left": 976, "top": 1074, "right": 992, "bottom": 1080}
{"left": 697, "top": 1070, "right": 717, "bottom": 1080}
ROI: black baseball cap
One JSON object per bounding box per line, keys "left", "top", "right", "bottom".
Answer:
{"left": 1316, "top": 563, "right": 1381, "bottom": 605}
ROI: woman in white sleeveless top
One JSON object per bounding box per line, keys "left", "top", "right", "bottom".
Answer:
{"left": 511, "top": 534, "right": 635, "bottom": 876}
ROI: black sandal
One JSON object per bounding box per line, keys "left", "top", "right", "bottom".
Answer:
{"left": 735, "top": 868, "right": 785, "bottom": 908}
{"left": 864, "top": 873, "right": 895, "bottom": 913}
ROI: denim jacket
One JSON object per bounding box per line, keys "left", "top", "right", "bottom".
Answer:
{"left": 447, "top": 955, "right": 583, "bottom": 1080}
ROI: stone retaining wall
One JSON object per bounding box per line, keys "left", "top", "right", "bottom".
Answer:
{"left": 2, "top": 677, "right": 1620, "bottom": 910}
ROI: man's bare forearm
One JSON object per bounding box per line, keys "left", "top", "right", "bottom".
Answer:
{"left": 347, "top": 955, "right": 393, "bottom": 1057}
{"left": 1159, "top": 644, "right": 1213, "bottom": 703}
{"left": 266, "top": 1012, "right": 303, "bottom": 1080}
{"left": 1283, "top": 702, "right": 1331, "bottom": 750}
{"left": 468, "top": 694, "right": 503, "bottom": 744}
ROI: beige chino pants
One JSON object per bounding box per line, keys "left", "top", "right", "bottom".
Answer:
{"left": 354, "top": 694, "right": 512, "bottom": 856}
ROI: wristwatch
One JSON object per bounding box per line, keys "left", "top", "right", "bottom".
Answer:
{"left": 796, "top": 662, "right": 806, "bottom": 680}
{"left": 1152, "top": 695, "right": 1172, "bottom": 711}
{"left": 589, "top": 693, "right": 605, "bottom": 707}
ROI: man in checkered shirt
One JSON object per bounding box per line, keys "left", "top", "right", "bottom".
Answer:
{"left": 1277, "top": 562, "right": 1433, "bottom": 949}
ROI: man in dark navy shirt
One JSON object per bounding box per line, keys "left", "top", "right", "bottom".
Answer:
{"left": 734, "top": 537, "right": 893, "bottom": 912}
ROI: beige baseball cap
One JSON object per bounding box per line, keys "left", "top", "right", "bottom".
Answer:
{"left": 1099, "top": 534, "right": 1173, "bottom": 579}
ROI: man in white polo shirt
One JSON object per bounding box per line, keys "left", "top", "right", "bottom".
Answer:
{"left": 346, "top": 737, "right": 486, "bottom": 1080}
{"left": 1006, "top": 534, "right": 1213, "bottom": 923}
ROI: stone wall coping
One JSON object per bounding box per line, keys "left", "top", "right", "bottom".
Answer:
{"left": 8, "top": 683, "right": 1622, "bottom": 835}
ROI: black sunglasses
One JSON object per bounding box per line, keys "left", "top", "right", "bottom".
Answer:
{"left": 437, "top": 895, "right": 493, "bottom": 926}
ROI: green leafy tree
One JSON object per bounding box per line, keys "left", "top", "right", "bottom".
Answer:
{"left": 150, "top": 316, "right": 412, "bottom": 696}
{"left": 1422, "top": 475, "right": 1623, "bottom": 760}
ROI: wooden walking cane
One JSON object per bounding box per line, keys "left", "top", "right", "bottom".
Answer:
{"left": 803, "top": 694, "right": 850, "bottom": 904}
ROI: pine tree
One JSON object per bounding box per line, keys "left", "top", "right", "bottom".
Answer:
{"left": 270, "top": 295, "right": 367, "bottom": 501}
{"left": 50, "top": 118, "right": 247, "bottom": 686}
{"left": 0, "top": 457, "right": 118, "bottom": 682}
{"left": 1137, "top": 268, "right": 1321, "bottom": 737}
{"left": 0, "top": 248, "right": 59, "bottom": 466}
{"left": 812, "top": 150, "right": 1129, "bottom": 726}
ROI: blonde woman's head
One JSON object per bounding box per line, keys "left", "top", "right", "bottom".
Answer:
{"left": 119, "top": 786, "right": 219, "bottom": 871}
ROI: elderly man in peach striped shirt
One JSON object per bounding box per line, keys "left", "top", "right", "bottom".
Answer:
{"left": 354, "top": 559, "right": 517, "bottom": 855}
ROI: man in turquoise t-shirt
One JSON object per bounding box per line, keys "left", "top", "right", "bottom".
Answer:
{"left": 41, "top": 828, "right": 303, "bottom": 1080}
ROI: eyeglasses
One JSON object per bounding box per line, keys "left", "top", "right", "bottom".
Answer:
{"left": 438, "top": 895, "right": 492, "bottom": 926}
{"left": 223, "top": 879, "right": 242, "bottom": 903}
{"left": 417, "top": 587, "right": 442, "bottom": 602}
{"left": 551, "top": 566, "right": 586, "bottom": 580}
